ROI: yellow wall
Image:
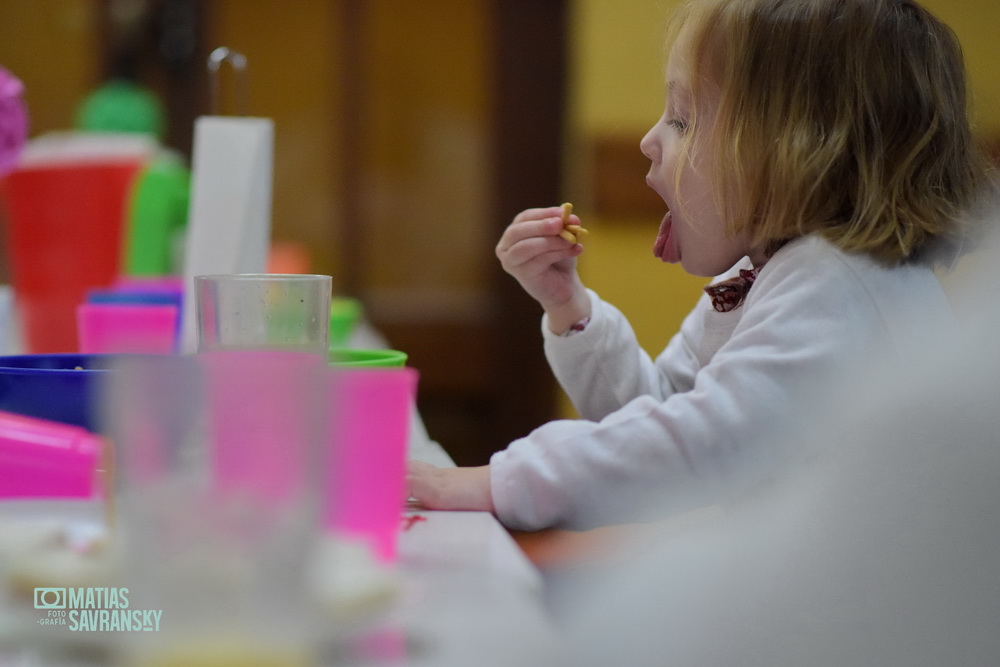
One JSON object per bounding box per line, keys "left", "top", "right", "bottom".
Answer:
{"left": 0, "top": 0, "right": 100, "bottom": 137}
{"left": 923, "top": 0, "right": 1000, "bottom": 133}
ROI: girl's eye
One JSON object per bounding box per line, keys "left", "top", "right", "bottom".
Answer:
{"left": 666, "top": 118, "right": 689, "bottom": 134}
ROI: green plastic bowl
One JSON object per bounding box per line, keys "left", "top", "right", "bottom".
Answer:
{"left": 329, "top": 297, "right": 362, "bottom": 347}
{"left": 329, "top": 348, "right": 407, "bottom": 368}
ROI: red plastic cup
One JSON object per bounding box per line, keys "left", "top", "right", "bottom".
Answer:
{"left": 0, "top": 159, "right": 145, "bottom": 352}
{"left": 325, "top": 366, "right": 419, "bottom": 563}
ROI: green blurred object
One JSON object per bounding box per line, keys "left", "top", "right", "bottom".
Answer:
{"left": 329, "top": 348, "right": 407, "bottom": 368}
{"left": 75, "top": 80, "right": 165, "bottom": 138}
{"left": 329, "top": 297, "right": 362, "bottom": 347}
{"left": 76, "top": 79, "right": 189, "bottom": 276}
{"left": 124, "top": 151, "right": 190, "bottom": 275}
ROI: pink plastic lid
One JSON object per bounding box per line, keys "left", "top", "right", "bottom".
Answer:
{"left": 0, "top": 410, "right": 106, "bottom": 498}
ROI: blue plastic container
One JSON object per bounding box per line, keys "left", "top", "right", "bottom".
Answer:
{"left": 0, "top": 354, "right": 127, "bottom": 432}
{"left": 85, "top": 288, "right": 182, "bottom": 308}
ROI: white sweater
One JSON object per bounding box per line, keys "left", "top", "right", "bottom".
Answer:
{"left": 489, "top": 234, "right": 953, "bottom": 531}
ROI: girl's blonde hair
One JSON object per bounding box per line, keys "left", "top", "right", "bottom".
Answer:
{"left": 668, "top": 0, "right": 992, "bottom": 265}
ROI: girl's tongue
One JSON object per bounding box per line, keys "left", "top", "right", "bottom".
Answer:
{"left": 653, "top": 212, "right": 679, "bottom": 263}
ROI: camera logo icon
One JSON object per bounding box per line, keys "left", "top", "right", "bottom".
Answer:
{"left": 33, "top": 588, "right": 66, "bottom": 609}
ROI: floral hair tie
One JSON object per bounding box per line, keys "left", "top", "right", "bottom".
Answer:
{"left": 0, "top": 66, "right": 29, "bottom": 177}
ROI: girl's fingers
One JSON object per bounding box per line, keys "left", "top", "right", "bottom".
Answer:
{"left": 511, "top": 206, "right": 565, "bottom": 225}
{"left": 502, "top": 247, "right": 582, "bottom": 285}
{"left": 518, "top": 247, "right": 582, "bottom": 275}
{"left": 499, "top": 234, "right": 577, "bottom": 270}
{"left": 496, "top": 217, "right": 567, "bottom": 255}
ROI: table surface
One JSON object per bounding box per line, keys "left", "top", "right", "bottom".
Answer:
{"left": 359, "top": 420, "right": 566, "bottom": 666}
{"left": 0, "top": 420, "right": 567, "bottom": 666}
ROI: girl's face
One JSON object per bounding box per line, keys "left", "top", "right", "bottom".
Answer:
{"left": 640, "top": 38, "right": 765, "bottom": 276}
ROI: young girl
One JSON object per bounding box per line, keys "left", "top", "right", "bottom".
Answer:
{"left": 408, "top": 0, "right": 992, "bottom": 531}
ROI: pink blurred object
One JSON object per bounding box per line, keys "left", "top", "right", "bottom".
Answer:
{"left": 0, "top": 66, "right": 28, "bottom": 176}
{"left": 112, "top": 275, "right": 185, "bottom": 294}
{"left": 77, "top": 302, "right": 178, "bottom": 354}
{"left": 0, "top": 410, "right": 105, "bottom": 498}
{"left": 326, "top": 367, "right": 418, "bottom": 563}
{"left": 202, "top": 350, "right": 324, "bottom": 505}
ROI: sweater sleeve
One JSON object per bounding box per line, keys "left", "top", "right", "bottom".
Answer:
{"left": 491, "top": 244, "right": 892, "bottom": 531}
{"left": 542, "top": 289, "right": 704, "bottom": 421}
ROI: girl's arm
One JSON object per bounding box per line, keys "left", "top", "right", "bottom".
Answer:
{"left": 543, "top": 289, "right": 705, "bottom": 422}
{"left": 407, "top": 461, "right": 493, "bottom": 512}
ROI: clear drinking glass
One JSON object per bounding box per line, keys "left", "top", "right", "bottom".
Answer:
{"left": 103, "top": 352, "right": 326, "bottom": 665}
{"left": 195, "top": 273, "right": 332, "bottom": 356}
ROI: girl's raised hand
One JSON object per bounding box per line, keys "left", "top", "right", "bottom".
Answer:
{"left": 495, "top": 206, "right": 591, "bottom": 332}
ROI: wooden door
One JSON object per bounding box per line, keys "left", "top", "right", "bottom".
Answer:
{"left": 339, "top": 0, "right": 568, "bottom": 465}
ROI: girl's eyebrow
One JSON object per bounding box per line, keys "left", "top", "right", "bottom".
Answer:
{"left": 667, "top": 80, "right": 692, "bottom": 102}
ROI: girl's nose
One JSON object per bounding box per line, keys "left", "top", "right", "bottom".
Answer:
{"left": 640, "top": 127, "right": 658, "bottom": 162}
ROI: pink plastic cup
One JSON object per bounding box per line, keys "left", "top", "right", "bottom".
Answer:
{"left": 77, "top": 302, "right": 179, "bottom": 354}
{"left": 325, "top": 366, "right": 418, "bottom": 563}
{"left": 0, "top": 410, "right": 106, "bottom": 498}
{"left": 202, "top": 350, "right": 325, "bottom": 507}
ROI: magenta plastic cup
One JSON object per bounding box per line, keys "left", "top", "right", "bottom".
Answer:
{"left": 76, "top": 302, "right": 178, "bottom": 354}
{"left": 325, "top": 366, "right": 419, "bottom": 563}
{"left": 0, "top": 410, "right": 107, "bottom": 498}
{"left": 202, "top": 350, "right": 326, "bottom": 506}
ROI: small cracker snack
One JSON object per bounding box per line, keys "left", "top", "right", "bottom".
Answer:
{"left": 560, "top": 202, "right": 573, "bottom": 222}
{"left": 558, "top": 202, "right": 589, "bottom": 244}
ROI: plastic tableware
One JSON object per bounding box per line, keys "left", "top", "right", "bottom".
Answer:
{"left": 0, "top": 353, "right": 125, "bottom": 431}
{"left": 0, "top": 133, "right": 156, "bottom": 352}
{"left": 0, "top": 410, "right": 107, "bottom": 498}
{"left": 86, "top": 288, "right": 181, "bottom": 307}
{"left": 202, "top": 350, "right": 326, "bottom": 505}
{"left": 75, "top": 79, "right": 165, "bottom": 138}
{"left": 196, "top": 274, "right": 332, "bottom": 357}
{"left": 123, "top": 152, "right": 190, "bottom": 276}
{"left": 325, "top": 366, "right": 419, "bottom": 563}
{"left": 328, "top": 297, "right": 362, "bottom": 347}
{"left": 328, "top": 348, "right": 407, "bottom": 368}
{"left": 77, "top": 302, "right": 178, "bottom": 354}
{"left": 104, "top": 350, "right": 323, "bottom": 661}
{"left": 113, "top": 275, "right": 185, "bottom": 294}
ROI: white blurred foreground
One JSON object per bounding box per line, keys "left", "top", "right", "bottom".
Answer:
{"left": 557, "top": 226, "right": 1000, "bottom": 666}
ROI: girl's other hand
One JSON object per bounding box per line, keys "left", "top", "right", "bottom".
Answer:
{"left": 407, "top": 461, "right": 494, "bottom": 512}
{"left": 496, "top": 206, "right": 591, "bottom": 333}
